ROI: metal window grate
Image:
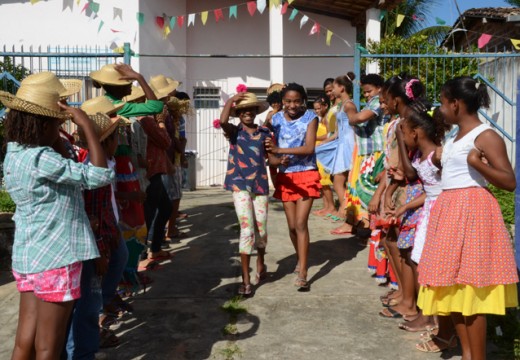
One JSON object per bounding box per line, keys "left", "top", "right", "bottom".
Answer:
{"left": 193, "top": 87, "right": 220, "bottom": 109}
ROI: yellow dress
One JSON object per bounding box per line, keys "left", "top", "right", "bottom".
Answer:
{"left": 316, "top": 120, "right": 332, "bottom": 186}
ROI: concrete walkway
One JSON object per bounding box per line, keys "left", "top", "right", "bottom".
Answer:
{"left": 0, "top": 189, "right": 460, "bottom": 360}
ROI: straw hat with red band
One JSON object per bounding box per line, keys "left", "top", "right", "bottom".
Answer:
{"left": 150, "top": 75, "right": 180, "bottom": 99}
{"left": 229, "top": 92, "right": 269, "bottom": 117}
{"left": 90, "top": 64, "right": 133, "bottom": 86}
{"left": 0, "top": 85, "right": 71, "bottom": 121}
{"left": 21, "top": 72, "right": 83, "bottom": 99}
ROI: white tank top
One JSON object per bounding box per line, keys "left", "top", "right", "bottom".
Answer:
{"left": 441, "top": 123, "right": 490, "bottom": 190}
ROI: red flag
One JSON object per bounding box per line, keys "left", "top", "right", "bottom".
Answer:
{"left": 247, "top": 1, "right": 257, "bottom": 16}
{"left": 214, "top": 8, "right": 224, "bottom": 23}
{"left": 309, "top": 22, "right": 320, "bottom": 36}
{"left": 281, "top": 2, "right": 289, "bottom": 15}
{"left": 478, "top": 33, "right": 492, "bottom": 49}
{"left": 177, "top": 15, "right": 184, "bottom": 28}
{"left": 81, "top": 2, "right": 89, "bottom": 13}
{"left": 155, "top": 16, "right": 164, "bottom": 29}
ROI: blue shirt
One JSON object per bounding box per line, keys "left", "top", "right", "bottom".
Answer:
{"left": 272, "top": 110, "right": 317, "bottom": 173}
{"left": 223, "top": 124, "right": 270, "bottom": 195}
{"left": 4, "top": 142, "right": 115, "bottom": 274}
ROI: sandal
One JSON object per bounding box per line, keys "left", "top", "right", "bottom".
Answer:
{"left": 294, "top": 278, "right": 310, "bottom": 291}
{"left": 99, "top": 328, "right": 120, "bottom": 349}
{"left": 380, "top": 289, "right": 397, "bottom": 301}
{"left": 419, "top": 325, "right": 439, "bottom": 340}
{"left": 381, "top": 298, "right": 399, "bottom": 307}
{"left": 255, "top": 265, "right": 267, "bottom": 284}
{"left": 415, "top": 335, "right": 457, "bottom": 353}
{"left": 238, "top": 283, "right": 252, "bottom": 296}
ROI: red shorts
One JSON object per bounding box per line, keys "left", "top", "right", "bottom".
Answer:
{"left": 274, "top": 170, "right": 322, "bottom": 202}
{"left": 12, "top": 262, "right": 82, "bottom": 302}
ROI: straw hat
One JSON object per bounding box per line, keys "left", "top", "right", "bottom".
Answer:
{"left": 80, "top": 96, "right": 124, "bottom": 116}
{"left": 79, "top": 113, "right": 122, "bottom": 143}
{"left": 230, "top": 92, "right": 269, "bottom": 117}
{"left": 267, "top": 83, "right": 284, "bottom": 95}
{"left": 123, "top": 86, "right": 145, "bottom": 103}
{"left": 150, "top": 75, "right": 180, "bottom": 99}
{"left": 0, "top": 85, "right": 71, "bottom": 120}
{"left": 90, "top": 64, "right": 133, "bottom": 86}
{"left": 21, "top": 72, "right": 82, "bottom": 99}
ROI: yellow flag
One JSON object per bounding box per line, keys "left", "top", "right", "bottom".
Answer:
{"left": 396, "top": 14, "right": 405, "bottom": 28}
{"left": 511, "top": 39, "right": 520, "bottom": 50}
{"left": 76, "top": 0, "right": 80, "bottom": 4}
{"left": 288, "top": 0, "right": 295, "bottom": 3}
{"left": 201, "top": 11, "right": 208, "bottom": 25}
{"left": 30, "top": 0, "right": 40, "bottom": 4}
{"left": 270, "top": 0, "right": 280, "bottom": 9}
{"left": 163, "top": 26, "right": 171, "bottom": 39}
{"left": 326, "top": 30, "right": 333, "bottom": 46}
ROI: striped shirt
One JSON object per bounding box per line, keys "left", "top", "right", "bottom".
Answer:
{"left": 4, "top": 142, "right": 115, "bottom": 274}
{"left": 353, "top": 96, "right": 384, "bottom": 155}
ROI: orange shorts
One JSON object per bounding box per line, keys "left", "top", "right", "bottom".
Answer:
{"left": 274, "top": 170, "right": 322, "bottom": 202}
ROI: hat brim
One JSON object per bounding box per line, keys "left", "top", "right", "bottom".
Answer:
{"left": 80, "top": 113, "right": 122, "bottom": 143}
{"left": 267, "top": 83, "right": 284, "bottom": 95}
{"left": 229, "top": 101, "right": 269, "bottom": 117}
{"left": 154, "top": 80, "right": 180, "bottom": 99}
{"left": 90, "top": 70, "right": 133, "bottom": 86}
{"left": 0, "top": 90, "right": 71, "bottom": 121}
{"left": 123, "top": 89, "right": 146, "bottom": 103}
{"left": 59, "top": 79, "right": 83, "bottom": 98}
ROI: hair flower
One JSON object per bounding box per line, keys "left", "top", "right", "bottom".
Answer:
{"left": 405, "top": 79, "right": 419, "bottom": 100}
{"left": 236, "top": 84, "right": 248, "bottom": 93}
{"left": 213, "top": 119, "right": 221, "bottom": 129}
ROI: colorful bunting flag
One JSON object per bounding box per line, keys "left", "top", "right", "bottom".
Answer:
{"left": 300, "top": 15, "right": 309, "bottom": 29}
{"left": 178, "top": 15, "right": 184, "bottom": 28}
{"left": 188, "top": 13, "right": 195, "bottom": 27}
{"left": 288, "top": 0, "right": 295, "bottom": 3}
{"left": 201, "top": 11, "right": 209, "bottom": 25}
{"left": 289, "top": 9, "right": 298, "bottom": 21}
{"left": 113, "top": 7, "right": 123, "bottom": 21}
{"left": 281, "top": 2, "right": 289, "bottom": 15}
{"left": 89, "top": 1, "right": 99, "bottom": 13}
{"left": 98, "top": 20, "right": 104, "bottom": 33}
{"left": 478, "top": 33, "right": 492, "bottom": 49}
{"left": 270, "top": 0, "right": 280, "bottom": 8}
{"left": 257, "top": 0, "right": 266, "bottom": 14}
{"left": 326, "top": 30, "right": 333, "bottom": 46}
{"left": 247, "top": 1, "right": 257, "bottom": 17}
{"left": 62, "top": 0, "right": 73, "bottom": 12}
{"left": 309, "top": 22, "right": 320, "bottom": 36}
{"left": 81, "top": 2, "right": 89, "bottom": 13}
{"left": 214, "top": 9, "right": 224, "bottom": 23}
{"left": 76, "top": 0, "right": 80, "bottom": 5}
{"left": 170, "top": 16, "right": 176, "bottom": 29}
{"left": 229, "top": 5, "right": 238, "bottom": 19}
{"left": 435, "top": 17, "right": 446, "bottom": 25}
{"left": 396, "top": 14, "right": 405, "bottom": 28}
{"left": 156, "top": 16, "right": 165, "bottom": 29}
{"left": 30, "top": 0, "right": 40, "bottom": 4}
{"left": 511, "top": 39, "right": 520, "bottom": 50}
{"left": 137, "top": 12, "right": 145, "bottom": 25}
{"left": 163, "top": 26, "right": 171, "bottom": 39}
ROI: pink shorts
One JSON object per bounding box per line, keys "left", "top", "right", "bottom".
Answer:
{"left": 12, "top": 262, "right": 82, "bottom": 303}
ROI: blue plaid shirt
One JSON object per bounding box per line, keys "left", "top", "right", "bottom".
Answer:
{"left": 4, "top": 142, "right": 115, "bottom": 274}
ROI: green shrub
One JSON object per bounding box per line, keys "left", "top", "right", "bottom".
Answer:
{"left": 0, "top": 191, "right": 15, "bottom": 213}
{"left": 488, "top": 184, "right": 515, "bottom": 225}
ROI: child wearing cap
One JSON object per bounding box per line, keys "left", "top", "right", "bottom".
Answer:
{"left": 0, "top": 84, "right": 114, "bottom": 360}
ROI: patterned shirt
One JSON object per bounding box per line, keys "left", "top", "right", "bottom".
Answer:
{"left": 223, "top": 124, "right": 270, "bottom": 195}
{"left": 4, "top": 142, "right": 115, "bottom": 274}
{"left": 138, "top": 114, "right": 172, "bottom": 179}
{"left": 272, "top": 110, "right": 317, "bottom": 173}
{"left": 353, "top": 96, "right": 384, "bottom": 155}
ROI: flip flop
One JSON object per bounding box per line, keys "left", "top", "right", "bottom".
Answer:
{"left": 379, "top": 308, "right": 403, "bottom": 319}
{"left": 398, "top": 322, "right": 431, "bottom": 332}
{"left": 381, "top": 297, "right": 399, "bottom": 307}
{"left": 255, "top": 265, "right": 267, "bottom": 284}
{"left": 330, "top": 228, "right": 353, "bottom": 235}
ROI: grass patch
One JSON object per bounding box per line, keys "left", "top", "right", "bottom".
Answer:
{"left": 221, "top": 296, "right": 247, "bottom": 317}
{"left": 221, "top": 323, "right": 238, "bottom": 336}
{"left": 216, "top": 343, "right": 242, "bottom": 360}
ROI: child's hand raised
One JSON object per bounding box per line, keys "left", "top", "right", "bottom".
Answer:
{"left": 58, "top": 102, "right": 92, "bottom": 129}
{"left": 114, "top": 63, "right": 141, "bottom": 81}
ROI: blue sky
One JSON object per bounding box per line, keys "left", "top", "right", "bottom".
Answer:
{"left": 427, "top": 0, "right": 511, "bottom": 27}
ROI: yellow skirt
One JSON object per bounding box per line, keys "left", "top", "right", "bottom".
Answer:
{"left": 418, "top": 283, "right": 518, "bottom": 316}
{"left": 317, "top": 161, "right": 332, "bottom": 186}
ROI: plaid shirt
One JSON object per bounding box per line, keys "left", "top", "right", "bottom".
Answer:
{"left": 4, "top": 142, "right": 115, "bottom": 274}
{"left": 353, "top": 96, "right": 384, "bottom": 155}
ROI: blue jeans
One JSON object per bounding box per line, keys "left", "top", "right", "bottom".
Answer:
{"left": 65, "top": 260, "right": 102, "bottom": 360}
{"left": 102, "top": 236, "right": 129, "bottom": 306}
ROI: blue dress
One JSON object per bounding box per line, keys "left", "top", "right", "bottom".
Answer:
{"left": 315, "top": 103, "right": 355, "bottom": 175}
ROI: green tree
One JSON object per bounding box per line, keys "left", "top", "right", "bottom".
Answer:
{"left": 505, "top": 0, "right": 520, "bottom": 6}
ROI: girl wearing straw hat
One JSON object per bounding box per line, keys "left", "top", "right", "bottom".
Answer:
{"left": 0, "top": 84, "right": 114, "bottom": 360}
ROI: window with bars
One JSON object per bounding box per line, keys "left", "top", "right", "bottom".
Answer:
{"left": 193, "top": 87, "right": 221, "bottom": 109}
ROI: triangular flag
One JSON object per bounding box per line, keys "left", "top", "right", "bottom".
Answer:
{"left": 163, "top": 26, "right": 171, "bottom": 39}
{"left": 76, "top": 0, "right": 80, "bottom": 5}
{"left": 478, "top": 34, "right": 492, "bottom": 49}
{"left": 288, "top": 0, "right": 295, "bottom": 3}
{"left": 396, "top": 14, "right": 405, "bottom": 28}
{"left": 435, "top": 17, "right": 446, "bottom": 25}
{"left": 81, "top": 2, "right": 89, "bottom": 13}
{"left": 30, "top": 0, "right": 40, "bottom": 4}
{"left": 89, "top": 1, "right": 99, "bottom": 13}
{"left": 178, "top": 15, "right": 184, "bottom": 28}
{"left": 379, "top": 10, "right": 387, "bottom": 21}
{"left": 110, "top": 29, "right": 122, "bottom": 33}
{"left": 188, "top": 13, "right": 195, "bottom": 27}
{"left": 137, "top": 12, "right": 144, "bottom": 25}
{"left": 257, "top": 0, "right": 266, "bottom": 14}
{"left": 326, "top": 30, "right": 333, "bottom": 46}
{"left": 511, "top": 39, "right": 520, "bottom": 50}
{"left": 98, "top": 20, "right": 104, "bottom": 33}
{"left": 309, "top": 22, "right": 320, "bottom": 36}
{"left": 62, "top": 0, "right": 73, "bottom": 12}
{"left": 281, "top": 2, "right": 289, "bottom": 15}
{"left": 247, "top": 2, "right": 257, "bottom": 16}
{"left": 113, "top": 7, "right": 122, "bottom": 21}
{"left": 214, "top": 9, "right": 224, "bottom": 23}
{"left": 289, "top": 9, "right": 298, "bottom": 21}
{"left": 156, "top": 16, "right": 165, "bottom": 29}
{"left": 300, "top": 15, "right": 309, "bottom": 29}
{"left": 270, "top": 0, "right": 280, "bottom": 8}
{"left": 170, "top": 16, "right": 176, "bottom": 29}
{"left": 201, "top": 11, "right": 208, "bottom": 25}
{"left": 229, "top": 5, "right": 238, "bottom": 19}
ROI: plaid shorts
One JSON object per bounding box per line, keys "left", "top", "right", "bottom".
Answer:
{"left": 12, "top": 262, "right": 82, "bottom": 302}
